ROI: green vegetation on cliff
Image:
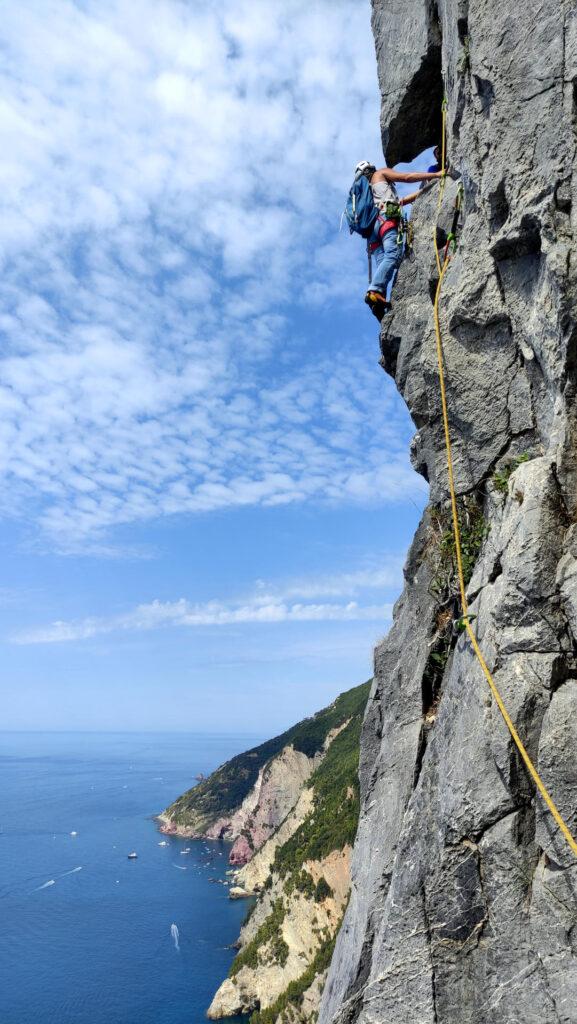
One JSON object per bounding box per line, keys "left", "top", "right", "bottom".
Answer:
{"left": 163, "top": 680, "right": 371, "bottom": 833}
{"left": 249, "top": 921, "right": 340, "bottom": 1024}
{"left": 230, "top": 900, "right": 289, "bottom": 976}
{"left": 273, "top": 709, "right": 364, "bottom": 879}
{"left": 227, "top": 685, "right": 367, "bottom": 1001}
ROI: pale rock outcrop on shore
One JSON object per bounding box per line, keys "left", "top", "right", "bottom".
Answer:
{"left": 229, "top": 886, "right": 252, "bottom": 900}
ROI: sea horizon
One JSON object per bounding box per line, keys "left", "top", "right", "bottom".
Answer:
{"left": 0, "top": 728, "right": 266, "bottom": 737}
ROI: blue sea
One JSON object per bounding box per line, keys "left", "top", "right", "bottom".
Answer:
{"left": 0, "top": 732, "right": 261, "bottom": 1024}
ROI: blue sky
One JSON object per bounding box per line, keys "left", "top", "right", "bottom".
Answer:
{"left": 0, "top": 0, "right": 430, "bottom": 733}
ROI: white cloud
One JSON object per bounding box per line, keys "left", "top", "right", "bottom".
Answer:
{"left": 11, "top": 557, "right": 402, "bottom": 644}
{"left": 13, "top": 596, "right": 394, "bottom": 645}
{"left": 0, "top": 0, "right": 422, "bottom": 553}
{"left": 261, "top": 555, "right": 405, "bottom": 599}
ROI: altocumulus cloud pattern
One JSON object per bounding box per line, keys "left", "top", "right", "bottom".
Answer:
{"left": 0, "top": 0, "right": 425, "bottom": 554}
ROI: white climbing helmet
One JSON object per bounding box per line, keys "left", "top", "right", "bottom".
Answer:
{"left": 354, "top": 160, "right": 373, "bottom": 175}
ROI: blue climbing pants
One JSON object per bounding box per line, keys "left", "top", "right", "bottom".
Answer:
{"left": 369, "top": 224, "right": 404, "bottom": 300}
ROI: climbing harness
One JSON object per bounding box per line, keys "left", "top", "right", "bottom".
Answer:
{"left": 367, "top": 204, "right": 411, "bottom": 273}
{"left": 432, "top": 97, "right": 577, "bottom": 859}
{"left": 366, "top": 212, "right": 403, "bottom": 282}
{"left": 369, "top": 215, "right": 401, "bottom": 251}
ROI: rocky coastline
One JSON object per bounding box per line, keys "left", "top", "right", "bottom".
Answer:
{"left": 161, "top": 681, "right": 370, "bottom": 1023}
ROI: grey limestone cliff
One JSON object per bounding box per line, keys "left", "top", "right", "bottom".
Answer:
{"left": 320, "top": 2, "right": 577, "bottom": 1023}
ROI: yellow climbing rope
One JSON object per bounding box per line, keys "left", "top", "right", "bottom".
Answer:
{"left": 432, "top": 101, "right": 577, "bottom": 859}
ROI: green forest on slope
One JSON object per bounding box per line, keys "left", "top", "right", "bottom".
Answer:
{"left": 228, "top": 694, "right": 369, "bottom": 1023}
{"left": 273, "top": 707, "right": 365, "bottom": 877}
{"left": 163, "top": 681, "right": 371, "bottom": 834}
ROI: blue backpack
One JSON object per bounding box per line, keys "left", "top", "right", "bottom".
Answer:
{"left": 345, "top": 173, "right": 378, "bottom": 238}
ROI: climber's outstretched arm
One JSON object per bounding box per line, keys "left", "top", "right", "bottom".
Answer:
{"left": 400, "top": 189, "right": 423, "bottom": 205}
{"left": 376, "top": 168, "right": 444, "bottom": 185}
{"left": 401, "top": 181, "right": 438, "bottom": 205}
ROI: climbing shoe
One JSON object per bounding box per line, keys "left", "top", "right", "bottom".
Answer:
{"left": 364, "top": 291, "right": 392, "bottom": 322}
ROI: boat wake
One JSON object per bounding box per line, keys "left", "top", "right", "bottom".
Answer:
{"left": 32, "top": 866, "right": 83, "bottom": 894}
{"left": 171, "top": 923, "right": 180, "bottom": 951}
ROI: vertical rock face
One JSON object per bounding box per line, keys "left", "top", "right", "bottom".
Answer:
{"left": 320, "top": 3, "right": 577, "bottom": 1023}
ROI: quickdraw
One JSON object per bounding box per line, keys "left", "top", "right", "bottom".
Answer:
{"left": 404, "top": 216, "right": 415, "bottom": 262}
{"left": 442, "top": 183, "right": 464, "bottom": 261}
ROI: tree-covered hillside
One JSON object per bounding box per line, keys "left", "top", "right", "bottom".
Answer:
{"left": 163, "top": 681, "right": 371, "bottom": 834}
{"left": 273, "top": 707, "right": 364, "bottom": 879}
{"left": 217, "top": 688, "right": 370, "bottom": 1024}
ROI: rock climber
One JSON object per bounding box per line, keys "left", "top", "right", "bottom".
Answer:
{"left": 356, "top": 160, "right": 445, "bottom": 318}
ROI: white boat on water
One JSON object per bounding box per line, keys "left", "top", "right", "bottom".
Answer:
{"left": 180, "top": 848, "right": 191, "bottom": 855}
{"left": 158, "top": 840, "right": 169, "bottom": 847}
{"left": 127, "top": 851, "right": 138, "bottom": 859}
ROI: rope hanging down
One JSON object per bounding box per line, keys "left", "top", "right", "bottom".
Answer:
{"left": 431, "top": 100, "right": 577, "bottom": 860}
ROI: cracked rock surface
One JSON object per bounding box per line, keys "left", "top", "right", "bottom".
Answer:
{"left": 319, "top": 2, "right": 577, "bottom": 1022}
